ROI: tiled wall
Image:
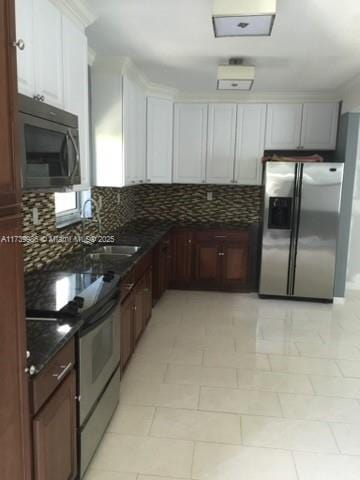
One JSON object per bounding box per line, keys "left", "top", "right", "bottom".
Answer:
{"left": 22, "top": 184, "right": 262, "bottom": 271}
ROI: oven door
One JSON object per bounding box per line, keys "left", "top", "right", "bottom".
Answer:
{"left": 20, "top": 112, "right": 81, "bottom": 190}
{"left": 79, "top": 295, "right": 120, "bottom": 425}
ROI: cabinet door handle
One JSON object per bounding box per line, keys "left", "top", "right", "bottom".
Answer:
{"left": 13, "top": 39, "right": 25, "bottom": 50}
{"left": 215, "top": 235, "right": 226, "bottom": 239}
{"left": 53, "top": 362, "right": 72, "bottom": 382}
{"left": 218, "top": 252, "right": 225, "bottom": 256}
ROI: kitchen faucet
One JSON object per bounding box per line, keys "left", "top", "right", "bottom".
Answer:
{"left": 81, "top": 198, "right": 102, "bottom": 244}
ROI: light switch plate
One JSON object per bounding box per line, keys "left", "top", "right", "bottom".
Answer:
{"left": 207, "top": 192, "right": 213, "bottom": 201}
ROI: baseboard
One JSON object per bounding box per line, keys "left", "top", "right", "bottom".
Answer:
{"left": 334, "top": 297, "right": 346, "bottom": 304}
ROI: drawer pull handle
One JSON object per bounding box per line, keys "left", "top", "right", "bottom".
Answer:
{"left": 218, "top": 252, "right": 225, "bottom": 256}
{"left": 215, "top": 236, "right": 226, "bottom": 239}
{"left": 53, "top": 362, "right": 72, "bottom": 382}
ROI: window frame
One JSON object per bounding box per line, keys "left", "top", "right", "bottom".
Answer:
{"left": 55, "top": 191, "right": 82, "bottom": 229}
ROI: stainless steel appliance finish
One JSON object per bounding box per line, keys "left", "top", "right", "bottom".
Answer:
{"left": 19, "top": 94, "right": 81, "bottom": 191}
{"left": 259, "top": 162, "right": 344, "bottom": 300}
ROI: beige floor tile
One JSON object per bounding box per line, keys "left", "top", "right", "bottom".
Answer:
{"left": 90, "top": 433, "right": 193, "bottom": 478}
{"left": 134, "top": 345, "right": 203, "bottom": 366}
{"left": 337, "top": 359, "right": 360, "bottom": 378}
{"left": 107, "top": 405, "right": 155, "bottom": 436}
{"left": 138, "top": 476, "right": 185, "bottom": 480}
{"left": 165, "top": 364, "right": 237, "bottom": 388}
{"left": 269, "top": 355, "right": 342, "bottom": 376}
{"left": 262, "top": 326, "right": 323, "bottom": 343}
{"left": 330, "top": 423, "right": 360, "bottom": 455}
{"left": 203, "top": 350, "right": 270, "bottom": 371}
{"left": 84, "top": 471, "right": 137, "bottom": 480}
{"left": 174, "top": 334, "right": 235, "bottom": 350}
{"left": 237, "top": 370, "right": 314, "bottom": 394}
{"left": 150, "top": 407, "right": 241, "bottom": 444}
{"left": 279, "top": 393, "right": 360, "bottom": 422}
{"left": 241, "top": 415, "right": 338, "bottom": 453}
{"left": 296, "top": 341, "right": 360, "bottom": 360}
{"left": 120, "top": 380, "right": 199, "bottom": 409}
{"left": 199, "top": 386, "right": 282, "bottom": 416}
{"left": 236, "top": 338, "right": 299, "bottom": 356}
{"left": 192, "top": 442, "right": 298, "bottom": 480}
{"left": 122, "top": 361, "right": 168, "bottom": 383}
{"left": 310, "top": 375, "right": 360, "bottom": 399}
{"left": 294, "top": 452, "right": 360, "bottom": 480}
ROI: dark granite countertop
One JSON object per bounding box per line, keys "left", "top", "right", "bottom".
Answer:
{"left": 26, "top": 318, "right": 82, "bottom": 377}
{"left": 39, "top": 221, "right": 174, "bottom": 278}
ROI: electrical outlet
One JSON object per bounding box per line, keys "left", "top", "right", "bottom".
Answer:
{"left": 207, "top": 192, "right": 213, "bottom": 201}
{"left": 98, "top": 196, "right": 103, "bottom": 209}
{"left": 32, "top": 207, "right": 40, "bottom": 225}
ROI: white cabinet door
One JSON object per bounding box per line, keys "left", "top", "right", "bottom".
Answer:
{"left": 206, "top": 104, "right": 237, "bottom": 184}
{"left": 235, "top": 104, "right": 266, "bottom": 185}
{"left": 265, "top": 104, "right": 303, "bottom": 150}
{"left": 147, "top": 97, "right": 173, "bottom": 184}
{"left": 301, "top": 103, "right": 339, "bottom": 150}
{"left": 173, "top": 104, "right": 208, "bottom": 184}
{"left": 135, "top": 83, "right": 147, "bottom": 183}
{"left": 62, "top": 16, "right": 89, "bottom": 190}
{"left": 33, "top": 0, "right": 64, "bottom": 108}
{"left": 15, "top": 0, "right": 35, "bottom": 96}
{"left": 123, "top": 76, "right": 137, "bottom": 185}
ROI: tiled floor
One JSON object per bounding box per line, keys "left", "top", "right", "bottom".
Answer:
{"left": 85, "top": 290, "right": 360, "bottom": 480}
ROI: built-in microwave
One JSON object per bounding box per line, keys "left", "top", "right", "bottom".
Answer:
{"left": 19, "top": 94, "right": 81, "bottom": 191}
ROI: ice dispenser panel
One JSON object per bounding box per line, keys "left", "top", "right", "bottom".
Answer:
{"left": 268, "top": 197, "right": 292, "bottom": 229}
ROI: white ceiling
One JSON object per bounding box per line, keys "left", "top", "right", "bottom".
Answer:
{"left": 86, "top": 0, "right": 360, "bottom": 96}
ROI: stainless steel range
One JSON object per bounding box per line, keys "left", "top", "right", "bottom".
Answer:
{"left": 26, "top": 271, "right": 121, "bottom": 476}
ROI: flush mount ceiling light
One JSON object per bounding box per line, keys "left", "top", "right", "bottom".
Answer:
{"left": 213, "top": 0, "right": 277, "bottom": 37}
{"left": 217, "top": 61, "right": 255, "bottom": 90}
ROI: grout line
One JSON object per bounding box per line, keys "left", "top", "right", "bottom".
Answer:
{"left": 189, "top": 441, "right": 196, "bottom": 480}
{"left": 276, "top": 392, "right": 285, "bottom": 418}
{"left": 291, "top": 451, "right": 301, "bottom": 480}
{"left": 147, "top": 406, "right": 158, "bottom": 437}
{"left": 327, "top": 422, "right": 342, "bottom": 454}
{"left": 307, "top": 375, "right": 317, "bottom": 395}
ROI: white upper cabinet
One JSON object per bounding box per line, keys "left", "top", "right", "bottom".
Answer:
{"left": 206, "top": 104, "right": 237, "bottom": 184}
{"left": 33, "top": 0, "right": 64, "bottom": 108}
{"left": 147, "top": 97, "right": 173, "bottom": 184}
{"left": 301, "top": 103, "right": 339, "bottom": 150}
{"left": 15, "top": 0, "right": 35, "bottom": 97}
{"left": 62, "top": 15, "right": 90, "bottom": 190}
{"left": 265, "top": 104, "right": 303, "bottom": 150}
{"left": 135, "top": 83, "right": 147, "bottom": 183}
{"left": 235, "top": 104, "right": 266, "bottom": 186}
{"left": 173, "top": 104, "right": 208, "bottom": 184}
{"left": 123, "top": 76, "right": 139, "bottom": 185}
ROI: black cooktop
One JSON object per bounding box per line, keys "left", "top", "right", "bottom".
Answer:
{"left": 25, "top": 271, "right": 120, "bottom": 319}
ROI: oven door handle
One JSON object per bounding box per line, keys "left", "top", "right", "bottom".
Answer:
{"left": 80, "top": 295, "right": 120, "bottom": 337}
{"left": 68, "top": 128, "right": 80, "bottom": 182}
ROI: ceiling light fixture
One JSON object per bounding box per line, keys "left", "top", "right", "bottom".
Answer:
{"left": 217, "top": 59, "right": 255, "bottom": 91}
{"left": 213, "top": 0, "right": 277, "bottom": 37}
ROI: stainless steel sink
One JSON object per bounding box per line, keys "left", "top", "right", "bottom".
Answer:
{"left": 92, "top": 245, "right": 141, "bottom": 256}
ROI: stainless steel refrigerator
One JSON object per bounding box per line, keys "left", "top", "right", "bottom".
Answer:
{"left": 259, "top": 162, "right": 344, "bottom": 301}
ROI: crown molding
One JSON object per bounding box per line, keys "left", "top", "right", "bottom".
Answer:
{"left": 50, "top": 0, "right": 96, "bottom": 29}
{"left": 174, "top": 90, "right": 342, "bottom": 103}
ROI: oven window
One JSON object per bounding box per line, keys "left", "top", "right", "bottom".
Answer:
{"left": 92, "top": 320, "right": 114, "bottom": 383}
{"left": 24, "top": 125, "right": 70, "bottom": 178}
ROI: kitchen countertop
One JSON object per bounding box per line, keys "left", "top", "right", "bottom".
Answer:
{"left": 26, "top": 317, "right": 82, "bottom": 377}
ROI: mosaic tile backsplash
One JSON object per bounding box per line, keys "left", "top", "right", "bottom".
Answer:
{"left": 22, "top": 184, "right": 263, "bottom": 271}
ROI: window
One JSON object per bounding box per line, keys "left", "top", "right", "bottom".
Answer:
{"left": 55, "top": 191, "right": 81, "bottom": 228}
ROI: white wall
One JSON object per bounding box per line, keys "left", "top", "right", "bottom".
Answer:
{"left": 341, "top": 74, "right": 360, "bottom": 114}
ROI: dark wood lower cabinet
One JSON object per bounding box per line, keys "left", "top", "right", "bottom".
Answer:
{"left": 32, "top": 370, "right": 77, "bottom": 480}
{"left": 120, "top": 267, "right": 153, "bottom": 373}
{"left": 171, "top": 227, "right": 258, "bottom": 292}
{"left": 120, "top": 294, "right": 135, "bottom": 371}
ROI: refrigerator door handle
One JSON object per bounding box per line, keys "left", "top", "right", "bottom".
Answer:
{"left": 287, "top": 163, "right": 303, "bottom": 295}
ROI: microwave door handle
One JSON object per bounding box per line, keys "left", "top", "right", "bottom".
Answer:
{"left": 68, "top": 129, "right": 80, "bottom": 182}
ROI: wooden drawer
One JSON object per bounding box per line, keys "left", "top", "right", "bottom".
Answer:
{"left": 31, "top": 339, "right": 75, "bottom": 415}
{"left": 194, "top": 230, "right": 249, "bottom": 243}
